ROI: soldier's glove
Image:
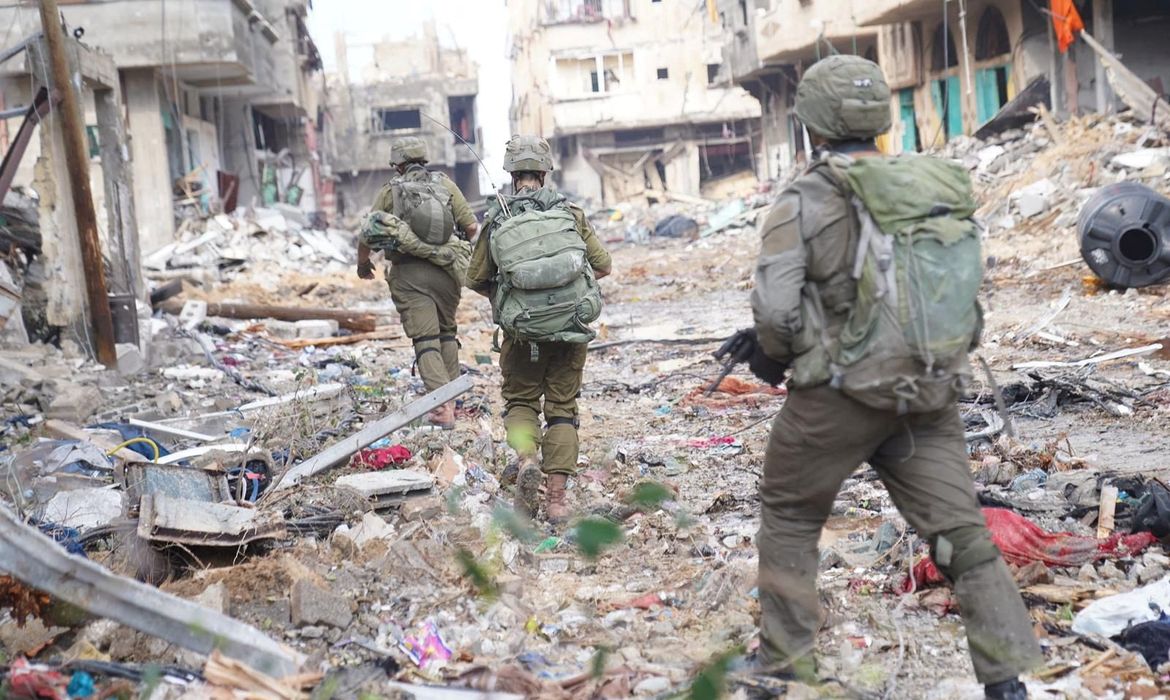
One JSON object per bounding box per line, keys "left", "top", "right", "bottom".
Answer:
{"left": 749, "top": 345, "right": 788, "bottom": 387}
{"left": 714, "top": 328, "right": 759, "bottom": 365}
{"left": 357, "top": 260, "right": 376, "bottom": 280}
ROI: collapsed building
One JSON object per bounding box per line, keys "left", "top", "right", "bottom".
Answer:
{"left": 720, "top": 0, "right": 1170, "bottom": 169}
{"left": 507, "top": 0, "right": 763, "bottom": 204}
{"left": 322, "top": 24, "right": 483, "bottom": 216}
{"left": 0, "top": 0, "right": 325, "bottom": 255}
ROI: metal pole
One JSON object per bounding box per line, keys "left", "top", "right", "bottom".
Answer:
{"left": 36, "top": 0, "right": 117, "bottom": 366}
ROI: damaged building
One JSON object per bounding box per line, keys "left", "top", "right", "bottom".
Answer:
{"left": 0, "top": 0, "right": 325, "bottom": 257}
{"left": 721, "top": 0, "right": 1170, "bottom": 161}
{"left": 507, "top": 0, "right": 762, "bottom": 204}
{"left": 323, "top": 24, "right": 483, "bottom": 216}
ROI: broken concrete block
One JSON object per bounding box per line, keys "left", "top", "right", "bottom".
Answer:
{"left": 265, "top": 320, "right": 298, "bottom": 340}
{"left": 290, "top": 579, "right": 352, "bottom": 629}
{"left": 43, "top": 488, "right": 122, "bottom": 530}
{"left": 399, "top": 495, "right": 443, "bottom": 522}
{"left": 115, "top": 343, "right": 145, "bottom": 377}
{"left": 1111, "top": 148, "right": 1170, "bottom": 170}
{"left": 294, "top": 319, "right": 339, "bottom": 339}
{"left": 332, "top": 513, "right": 395, "bottom": 554}
{"left": 193, "top": 582, "right": 231, "bottom": 616}
{"left": 178, "top": 300, "right": 207, "bottom": 329}
{"left": 1017, "top": 192, "right": 1048, "bottom": 219}
{"left": 46, "top": 382, "right": 103, "bottom": 423}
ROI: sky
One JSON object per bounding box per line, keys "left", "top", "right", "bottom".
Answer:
{"left": 306, "top": 0, "right": 511, "bottom": 190}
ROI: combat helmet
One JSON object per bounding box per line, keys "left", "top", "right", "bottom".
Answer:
{"left": 389, "top": 136, "right": 428, "bottom": 166}
{"left": 503, "top": 135, "right": 554, "bottom": 172}
{"left": 794, "top": 55, "right": 891, "bottom": 141}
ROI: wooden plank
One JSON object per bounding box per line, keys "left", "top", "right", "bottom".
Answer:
{"left": 158, "top": 299, "right": 379, "bottom": 333}
{"left": 268, "top": 375, "right": 475, "bottom": 493}
{"left": 0, "top": 502, "right": 301, "bottom": 676}
{"left": 269, "top": 329, "right": 404, "bottom": 350}
{"left": 1097, "top": 485, "right": 1119, "bottom": 539}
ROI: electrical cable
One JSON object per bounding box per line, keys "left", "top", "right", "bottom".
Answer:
{"left": 106, "top": 436, "right": 161, "bottom": 462}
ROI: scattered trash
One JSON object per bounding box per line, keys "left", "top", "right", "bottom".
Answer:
{"left": 1073, "top": 577, "right": 1170, "bottom": 637}
{"left": 353, "top": 445, "right": 413, "bottom": 469}
{"left": 908, "top": 508, "right": 1157, "bottom": 590}
{"left": 400, "top": 619, "right": 454, "bottom": 669}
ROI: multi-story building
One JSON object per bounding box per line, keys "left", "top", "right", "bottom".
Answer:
{"left": 0, "top": 0, "right": 324, "bottom": 254}
{"left": 322, "top": 24, "right": 482, "bottom": 216}
{"left": 722, "top": 0, "right": 1170, "bottom": 157}
{"left": 508, "top": 0, "right": 762, "bottom": 204}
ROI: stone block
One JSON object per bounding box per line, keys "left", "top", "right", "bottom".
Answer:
{"left": 265, "top": 320, "right": 298, "bottom": 340}
{"left": 294, "top": 319, "right": 339, "bottom": 339}
{"left": 115, "top": 343, "right": 145, "bottom": 377}
{"left": 46, "top": 382, "right": 103, "bottom": 423}
{"left": 290, "top": 579, "right": 352, "bottom": 629}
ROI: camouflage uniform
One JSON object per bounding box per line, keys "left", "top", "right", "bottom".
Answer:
{"left": 466, "top": 192, "right": 611, "bottom": 475}
{"left": 749, "top": 56, "right": 1041, "bottom": 693}
{"left": 368, "top": 138, "right": 477, "bottom": 394}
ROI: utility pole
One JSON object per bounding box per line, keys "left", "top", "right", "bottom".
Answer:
{"left": 37, "top": 0, "right": 117, "bottom": 366}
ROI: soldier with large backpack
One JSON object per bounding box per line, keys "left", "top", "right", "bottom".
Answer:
{"left": 358, "top": 137, "right": 479, "bottom": 429}
{"left": 736, "top": 56, "right": 1041, "bottom": 698}
{"left": 466, "top": 135, "right": 611, "bottom": 522}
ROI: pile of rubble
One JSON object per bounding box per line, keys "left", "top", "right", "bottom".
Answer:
{"left": 0, "top": 108, "right": 1168, "bottom": 699}
{"left": 143, "top": 205, "right": 359, "bottom": 286}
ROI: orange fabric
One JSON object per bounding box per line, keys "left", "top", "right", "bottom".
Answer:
{"left": 1051, "top": 0, "right": 1085, "bottom": 53}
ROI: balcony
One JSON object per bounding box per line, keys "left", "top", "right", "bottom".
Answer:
{"left": 541, "top": 0, "right": 631, "bottom": 25}
{"left": 549, "top": 85, "right": 760, "bottom": 135}
{"left": 0, "top": 0, "right": 279, "bottom": 91}
{"left": 753, "top": 0, "right": 878, "bottom": 64}
{"left": 851, "top": 0, "right": 944, "bottom": 27}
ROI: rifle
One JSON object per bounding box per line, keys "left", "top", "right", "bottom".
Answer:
{"left": 705, "top": 329, "right": 756, "bottom": 396}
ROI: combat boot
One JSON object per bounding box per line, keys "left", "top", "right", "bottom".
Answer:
{"left": 545, "top": 474, "right": 569, "bottom": 523}
{"left": 516, "top": 459, "right": 543, "bottom": 518}
{"left": 427, "top": 402, "right": 455, "bottom": 430}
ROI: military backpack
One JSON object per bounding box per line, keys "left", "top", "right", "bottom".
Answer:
{"left": 392, "top": 171, "right": 455, "bottom": 245}
{"left": 488, "top": 190, "right": 602, "bottom": 344}
{"left": 802, "top": 154, "right": 984, "bottom": 414}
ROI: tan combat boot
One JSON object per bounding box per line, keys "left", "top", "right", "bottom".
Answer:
{"left": 426, "top": 402, "right": 455, "bottom": 430}
{"left": 516, "top": 459, "right": 544, "bottom": 518}
{"left": 545, "top": 474, "right": 569, "bottom": 523}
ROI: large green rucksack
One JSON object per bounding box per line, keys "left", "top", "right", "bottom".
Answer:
{"left": 489, "top": 191, "right": 602, "bottom": 344}
{"left": 809, "top": 154, "right": 984, "bottom": 413}
{"left": 392, "top": 172, "right": 455, "bottom": 245}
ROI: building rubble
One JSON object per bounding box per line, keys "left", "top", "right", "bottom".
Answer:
{"left": 0, "top": 105, "right": 1167, "bottom": 698}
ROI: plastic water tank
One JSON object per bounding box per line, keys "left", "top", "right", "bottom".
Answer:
{"left": 1078, "top": 182, "right": 1170, "bottom": 288}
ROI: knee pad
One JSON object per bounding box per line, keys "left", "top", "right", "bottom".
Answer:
{"left": 931, "top": 525, "right": 1001, "bottom": 581}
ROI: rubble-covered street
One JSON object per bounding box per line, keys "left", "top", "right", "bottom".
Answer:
{"left": 3, "top": 0, "right": 1170, "bottom": 697}
{"left": 1, "top": 109, "right": 1169, "bottom": 699}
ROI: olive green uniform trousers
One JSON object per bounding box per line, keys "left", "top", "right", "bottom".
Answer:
{"left": 387, "top": 257, "right": 461, "bottom": 391}
{"left": 758, "top": 385, "right": 1042, "bottom": 684}
{"left": 499, "top": 336, "right": 587, "bottom": 475}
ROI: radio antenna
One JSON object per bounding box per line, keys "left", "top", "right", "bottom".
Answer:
{"left": 420, "top": 111, "right": 510, "bottom": 216}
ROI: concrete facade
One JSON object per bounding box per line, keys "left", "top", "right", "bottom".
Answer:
{"left": 721, "top": 0, "right": 1170, "bottom": 158}
{"left": 324, "top": 24, "right": 483, "bottom": 217}
{"left": 0, "top": 0, "right": 324, "bottom": 254}
{"left": 508, "top": 0, "right": 762, "bottom": 205}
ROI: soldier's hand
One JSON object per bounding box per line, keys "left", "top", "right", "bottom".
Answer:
{"left": 357, "top": 260, "right": 376, "bottom": 280}
{"left": 749, "top": 344, "right": 788, "bottom": 387}
{"left": 715, "top": 328, "right": 758, "bottom": 364}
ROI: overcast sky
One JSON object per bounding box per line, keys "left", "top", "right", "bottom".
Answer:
{"left": 306, "top": 0, "right": 511, "bottom": 189}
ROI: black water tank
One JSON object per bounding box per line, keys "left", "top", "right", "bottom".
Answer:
{"left": 1078, "top": 182, "right": 1170, "bottom": 288}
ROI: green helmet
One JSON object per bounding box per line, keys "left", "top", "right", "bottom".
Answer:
{"left": 389, "top": 136, "right": 428, "bottom": 166}
{"left": 503, "top": 135, "right": 554, "bottom": 172}
{"left": 794, "top": 55, "right": 891, "bottom": 141}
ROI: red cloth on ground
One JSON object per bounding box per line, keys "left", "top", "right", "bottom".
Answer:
{"left": 354, "top": 445, "right": 413, "bottom": 470}
{"left": 903, "top": 507, "right": 1157, "bottom": 592}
